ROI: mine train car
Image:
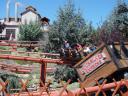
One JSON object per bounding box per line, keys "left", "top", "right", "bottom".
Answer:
{"left": 74, "top": 42, "right": 128, "bottom": 87}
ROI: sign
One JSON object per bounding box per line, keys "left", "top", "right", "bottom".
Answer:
{"left": 79, "top": 53, "right": 106, "bottom": 76}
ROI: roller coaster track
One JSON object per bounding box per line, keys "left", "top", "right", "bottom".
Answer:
{"left": 0, "top": 40, "right": 40, "bottom": 43}
{"left": 0, "top": 50, "right": 64, "bottom": 74}
{"left": 0, "top": 40, "right": 47, "bottom": 48}
{"left": 1, "top": 41, "right": 128, "bottom": 95}
{"left": 0, "top": 62, "right": 56, "bottom": 74}
{"left": 0, "top": 40, "right": 75, "bottom": 85}
{"left": 0, "top": 49, "right": 60, "bottom": 57}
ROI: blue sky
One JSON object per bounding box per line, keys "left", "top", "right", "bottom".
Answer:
{"left": 0, "top": 0, "right": 128, "bottom": 28}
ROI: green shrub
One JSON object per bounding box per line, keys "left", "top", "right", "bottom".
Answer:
{"left": 0, "top": 72, "right": 20, "bottom": 93}
{"left": 54, "top": 65, "right": 78, "bottom": 83}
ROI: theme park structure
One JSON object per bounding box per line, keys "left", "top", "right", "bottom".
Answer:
{"left": 0, "top": 40, "right": 128, "bottom": 95}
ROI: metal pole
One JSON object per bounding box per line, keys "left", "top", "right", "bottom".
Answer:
{"left": 40, "top": 62, "right": 47, "bottom": 86}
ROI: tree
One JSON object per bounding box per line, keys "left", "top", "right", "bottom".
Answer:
{"left": 19, "top": 22, "right": 42, "bottom": 41}
{"left": 48, "top": 0, "right": 93, "bottom": 51}
{"left": 99, "top": 0, "right": 128, "bottom": 44}
{"left": 85, "top": 22, "right": 97, "bottom": 45}
{"left": 48, "top": 0, "right": 94, "bottom": 83}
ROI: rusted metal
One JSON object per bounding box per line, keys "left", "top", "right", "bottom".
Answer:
{"left": 0, "top": 42, "right": 128, "bottom": 96}
{"left": 0, "top": 49, "right": 60, "bottom": 58}
{"left": 74, "top": 79, "right": 128, "bottom": 95}
{"left": 60, "top": 80, "right": 75, "bottom": 96}
{"left": 40, "top": 62, "right": 47, "bottom": 85}
{"left": 40, "top": 80, "right": 51, "bottom": 96}
{"left": 58, "top": 79, "right": 71, "bottom": 96}
{"left": 0, "top": 42, "right": 42, "bottom": 47}
{"left": 0, "top": 40, "right": 41, "bottom": 43}
{"left": 95, "top": 79, "right": 107, "bottom": 96}
{"left": 17, "top": 80, "right": 32, "bottom": 96}
{"left": 0, "top": 62, "right": 55, "bottom": 74}
{"left": 77, "top": 79, "right": 89, "bottom": 96}
{"left": 0, "top": 80, "right": 10, "bottom": 96}
{"left": 0, "top": 53, "right": 71, "bottom": 88}
{"left": 0, "top": 79, "right": 125, "bottom": 96}
{"left": 0, "top": 54, "right": 66, "bottom": 64}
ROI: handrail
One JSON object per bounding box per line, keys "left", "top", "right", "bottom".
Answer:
{"left": 7, "top": 79, "right": 128, "bottom": 96}
{"left": 0, "top": 49, "right": 60, "bottom": 56}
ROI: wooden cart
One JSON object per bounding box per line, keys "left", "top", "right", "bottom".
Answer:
{"left": 74, "top": 42, "right": 128, "bottom": 87}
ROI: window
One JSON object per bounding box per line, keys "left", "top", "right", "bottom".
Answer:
{"left": 6, "top": 29, "right": 16, "bottom": 40}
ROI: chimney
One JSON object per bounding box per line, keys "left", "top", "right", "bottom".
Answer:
{"left": 6, "top": 0, "right": 10, "bottom": 22}
{"left": 15, "top": 2, "right": 21, "bottom": 22}
{"left": 15, "top": 2, "right": 18, "bottom": 22}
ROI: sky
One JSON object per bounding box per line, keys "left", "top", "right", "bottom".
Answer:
{"left": 0, "top": 0, "right": 128, "bottom": 28}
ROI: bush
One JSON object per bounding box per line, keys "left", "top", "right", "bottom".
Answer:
{"left": 54, "top": 65, "right": 78, "bottom": 83}
{"left": 0, "top": 72, "right": 20, "bottom": 93}
{"left": 19, "top": 22, "right": 42, "bottom": 41}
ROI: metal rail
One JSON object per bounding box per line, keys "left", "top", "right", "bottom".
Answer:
{"left": 0, "top": 79, "right": 128, "bottom": 96}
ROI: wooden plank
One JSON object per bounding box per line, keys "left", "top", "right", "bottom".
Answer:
{"left": 75, "top": 44, "right": 116, "bottom": 80}
{"left": 74, "top": 43, "right": 128, "bottom": 87}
